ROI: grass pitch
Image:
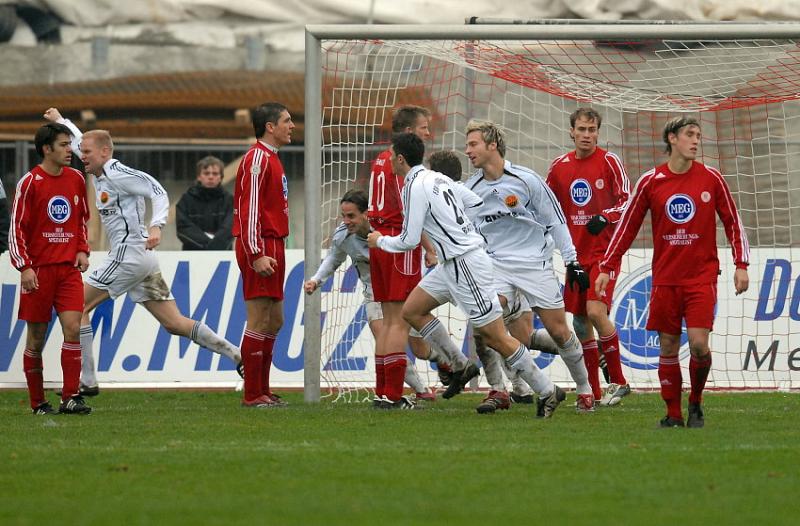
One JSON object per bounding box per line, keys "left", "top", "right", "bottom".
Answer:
{"left": 0, "top": 390, "right": 797, "bottom": 526}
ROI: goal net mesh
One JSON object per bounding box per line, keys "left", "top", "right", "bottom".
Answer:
{"left": 316, "top": 35, "right": 800, "bottom": 400}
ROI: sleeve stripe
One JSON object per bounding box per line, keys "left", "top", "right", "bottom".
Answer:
{"left": 602, "top": 168, "right": 654, "bottom": 267}
{"left": 8, "top": 172, "right": 32, "bottom": 268}
{"left": 603, "top": 152, "right": 631, "bottom": 217}
{"left": 248, "top": 149, "right": 263, "bottom": 253}
{"left": 707, "top": 165, "right": 750, "bottom": 264}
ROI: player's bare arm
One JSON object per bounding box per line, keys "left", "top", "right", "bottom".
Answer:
{"left": 20, "top": 268, "right": 38, "bottom": 292}
{"left": 75, "top": 251, "right": 89, "bottom": 272}
{"left": 595, "top": 272, "right": 610, "bottom": 297}
{"left": 366, "top": 231, "right": 382, "bottom": 248}
{"left": 253, "top": 255, "right": 277, "bottom": 277}
{"left": 303, "top": 278, "right": 320, "bottom": 294}
{"left": 734, "top": 268, "right": 749, "bottom": 296}
{"left": 146, "top": 225, "right": 162, "bottom": 250}
{"left": 43, "top": 107, "right": 63, "bottom": 122}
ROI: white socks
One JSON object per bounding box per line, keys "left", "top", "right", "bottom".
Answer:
{"left": 192, "top": 321, "right": 242, "bottom": 364}
{"left": 504, "top": 344, "right": 554, "bottom": 396}
{"left": 559, "top": 333, "right": 592, "bottom": 395}
{"left": 530, "top": 328, "right": 559, "bottom": 354}
{"left": 475, "top": 344, "right": 506, "bottom": 392}
{"left": 418, "top": 318, "right": 469, "bottom": 369}
{"left": 79, "top": 325, "right": 97, "bottom": 387}
{"left": 404, "top": 361, "right": 427, "bottom": 393}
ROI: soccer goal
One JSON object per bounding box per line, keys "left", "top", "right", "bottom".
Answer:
{"left": 303, "top": 21, "right": 800, "bottom": 402}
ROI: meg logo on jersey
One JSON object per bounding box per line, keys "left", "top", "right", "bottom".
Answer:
{"left": 47, "top": 195, "right": 71, "bottom": 224}
{"left": 569, "top": 179, "right": 592, "bottom": 206}
{"left": 665, "top": 194, "right": 695, "bottom": 224}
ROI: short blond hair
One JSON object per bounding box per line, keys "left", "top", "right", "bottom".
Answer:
{"left": 82, "top": 129, "right": 114, "bottom": 151}
{"left": 465, "top": 119, "right": 506, "bottom": 158}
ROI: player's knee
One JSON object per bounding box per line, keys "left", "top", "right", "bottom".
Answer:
{"left": 572, "top": 316, "right": 590, "bottom": 341}
{"left": 161, "top": 318, "right": 184, "bottom": 335}
{"left": 689, "top": 340, "right": 710, "bottom": 356}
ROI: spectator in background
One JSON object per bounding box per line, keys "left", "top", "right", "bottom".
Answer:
{"left": 0, "top": 181, "right": 9, "bottom": 256}
{"left": 176, "top": 156, "right": 234, "bottom": 250}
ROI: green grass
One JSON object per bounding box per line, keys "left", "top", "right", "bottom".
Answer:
{"left": 0, "top": 390, "right": 797, "bottom": 525}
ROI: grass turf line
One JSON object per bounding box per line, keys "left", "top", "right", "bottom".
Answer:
{"left": 0, "top": 391, "right": 797, "bottom": 525}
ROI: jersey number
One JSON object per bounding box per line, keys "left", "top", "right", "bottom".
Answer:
{"left": 442, "top": 188, "right": 465, "bottom": 225}
{"left": 368, "top": 171, "right": 385, "bottom": 212}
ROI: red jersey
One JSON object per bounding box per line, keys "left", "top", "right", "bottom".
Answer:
{"left": 546, "top": 147, "right": 630, "bottom": 266}
{"left": 232, "top": 141, "right": 289, "bottom": 255}
{"left": 8, "top": 165, "right": 89, "bottom": 271}
{"left": 599, "top": 160, "right": 749, "bottom": 286}
{"left": 367, "top": 149, "right": 405, "bottom": 229}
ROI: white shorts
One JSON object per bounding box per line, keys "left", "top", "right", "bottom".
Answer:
{"left": 87, "top": 244, "right": 173, "bottom": 303}
{"left": 504, "top": 291, "right": 530, "bottom": 323}
{"left": 365, "top": 301, "right": 383, "bottom": 323}
{"left": 493, "top": 258, "right": 564, "bottom": 311}
{"left": 419, "top": 249, "right": 503, "bottom": 328}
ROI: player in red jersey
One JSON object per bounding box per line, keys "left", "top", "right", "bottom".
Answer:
{"left": 596, "top": 116, "right": 750, "bottom": 428}
{"left": 367, "top": 105, "right": 444, "bottom": 406}
{"left": 9, "top": 123, "right": 91, "bottom": 415}
{"left": 233, "top": 102, "right": 293, "bottom": 408}
{"left": 546, "top": 108, "right": 632, "bottom": 407}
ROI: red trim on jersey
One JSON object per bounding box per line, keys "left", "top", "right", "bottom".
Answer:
{"left": 600, "top": 161, "right": 750, "bottom": 285}
{"left": 9, "top": 165, "right": 89, "bottom": 271}
{"left": 232, "top": 141, "right": 289, "bottom": 257}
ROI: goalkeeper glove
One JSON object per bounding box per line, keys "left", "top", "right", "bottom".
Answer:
{"left": 586, "top": 214, "right": 609, "bottom": 235}
{"left": 566, "top": 261, "right": 590, "bottom": 292}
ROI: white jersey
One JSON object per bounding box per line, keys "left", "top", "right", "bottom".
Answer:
{"left": 465, "top": 160, "right": 577, "bottom": 264}
{"left": 378, "top": 165, "right": 484, "bottom": 261}
{"left": 311, "top": 222, "right": 372, "bottom": 297}
{"left": 58, "top": 117, "right": 169, "bottom": 249}
{"left": 93, "top": 159, "right": 169, "bottom": 248}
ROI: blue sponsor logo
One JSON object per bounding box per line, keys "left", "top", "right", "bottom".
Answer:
{"left": 47, "top": 195, "right": 71, "bottom": 224}
{"left": 282, "top": 174, "right": 288, "bottom": 199}
{"left": 665, "top": 194, "right": 695, "bottom": 224}
{"left": 611, "top": 265, "right": 689, "bottom": 370}
{"left": 569, "top": 179, "right": 592, "bottom": 206}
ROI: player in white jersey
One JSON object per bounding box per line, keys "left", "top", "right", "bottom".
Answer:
{"left": 303, "top": 189, "right": 438, "bottom": 402}
{"left": 427, "top": 150, "right": 544, "bottom": 413}
{"left": 44, "top": 109, "right": 242, "bottom": 394}
{"left": 463, "top": 119, "right": 596, "bottom": 412}
{"left": 368, "top": 133, "right": 566, "bottom": 417}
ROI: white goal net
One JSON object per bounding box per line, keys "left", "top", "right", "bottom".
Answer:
{"left": 306, "top": 23, "right": 800, "bottom": 400}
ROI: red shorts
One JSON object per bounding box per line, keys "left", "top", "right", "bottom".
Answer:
{"left": 235, "top": 237, "right": 285, "bottom": 301}
{"left": 18, "top": 263, "right": 84, "bottom": 322}
{"left": 370, "top": 226, "right": 421, "bottom": 302}
{"left": 564, "top": 261, "right": 615, "bottom": 316}
{"left": 647, "top": 283, "right": 717, "bottom": 334}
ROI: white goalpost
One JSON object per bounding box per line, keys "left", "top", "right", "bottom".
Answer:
{"left": 304, "top": 21, "right": 800, "bottom": 402}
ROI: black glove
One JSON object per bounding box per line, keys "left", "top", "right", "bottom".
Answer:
{"left": 566, "top": 261, "right": 590, "bottom": 292}
{"left": 586, "top": 214, "right": 609, "bottom": 235}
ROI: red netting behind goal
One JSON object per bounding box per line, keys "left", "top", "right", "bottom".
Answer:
{"left": 315, "top": 37, "right": 800, "bottom": 400}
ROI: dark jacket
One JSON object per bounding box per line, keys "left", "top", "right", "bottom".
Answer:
{"left": 0, "top": 180, "right": 10, "bottom": 255}
{"left": 176, "top": 183, "right": 234, "bottom": 250}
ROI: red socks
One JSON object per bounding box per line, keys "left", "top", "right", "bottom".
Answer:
{"left": 599, "top": 330, "right": 627, "bottom": 386}
{"left": 262, "top": 333, "right": 277, "bottom": 397}
{"left": 374, "top": 355, "right": 385, "bottom": 398}
{"left": 689, "top": 353, "right": 712, "bottom": 404}
{"left": 658, "top": 355, "right": 683, "bottom": 419}
{"left": 241, "top": 329, "right": 265, "bottom": 402}
{"left": 581, "top": 340, "right": 602, "bottom": 400}
{"left": 383, "top": 352, "right": 407, "bottom": 402}
{"left": 60, "top": 341, "right": 82, "bottom": 401}
{"left": 23, "top": 350, "right": 45, "bottom": 410}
